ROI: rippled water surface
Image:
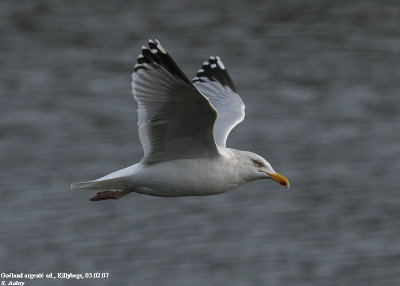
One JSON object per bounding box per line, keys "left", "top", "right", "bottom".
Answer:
{"left": 1, "top": 1, "right": 400, "bottom": 285}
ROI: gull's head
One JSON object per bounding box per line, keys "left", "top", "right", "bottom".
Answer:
{"left": 237, "top": 151, "right": 290, "bottom": 188}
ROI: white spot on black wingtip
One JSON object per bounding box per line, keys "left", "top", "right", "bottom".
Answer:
{"left": 150, "top": 48, "right": 158, "bottom": 54}
{"left": 134, "top": 61, "right": 150, "bottom": 72}
{"left": 137, "top": 54, "right": 145, "bottom": 64}
{"left": 142, "top": 63, "right": 151, "bottom": 69}
{"left": 210, "top": 63, "right": 217, "bottom": 68}
{"left": 202, "top": 61, "right": 209, "bottom": 66}
{"left": 216, "top": 57, "right": 225, "bottom": 70}
{"left": 154, "top": 39, "right": 167, "bottom": 54}
{"left": 209, "top": 56, "right": 216, "bottom": 61}
{"left": 142, "top": 45, "right": 148, "bottom": 51}
{"left": 134, "top": 63, "right": 142, "bottom": 72}
{"left": 148, "top": 39, "right": 157, "bottom": 50}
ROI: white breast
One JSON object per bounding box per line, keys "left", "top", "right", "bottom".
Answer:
{"left": 130, "top": 156, "right": 244, "bottom": 197}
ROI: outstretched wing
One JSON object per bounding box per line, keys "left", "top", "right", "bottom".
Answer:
{"left": 192, "top": 57, "right": 245, "bottom": 148}
{"left": 132, "top": 39, "right": 219, "bottom": 164}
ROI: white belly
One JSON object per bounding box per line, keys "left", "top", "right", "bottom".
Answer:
{"left": 129, "top": 158, "right": 243, "bottom": 197}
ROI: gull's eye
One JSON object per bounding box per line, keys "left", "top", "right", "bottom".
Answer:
{"left": 253, "top": 160, "right": 264, "bottom": 168}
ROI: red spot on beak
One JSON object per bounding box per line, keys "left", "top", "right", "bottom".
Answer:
{"left": 268, "top": 172, "right": 290, "bottom": 188}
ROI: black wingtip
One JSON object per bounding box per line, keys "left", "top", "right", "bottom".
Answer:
{"left": 192, "top": 56, "right": 236, "bottom": 91}
{"left": 133, "top": 39, "right": 191, "bottom": 84}
{"left": 148, "top": 39, "right": 157, "bottom": 49}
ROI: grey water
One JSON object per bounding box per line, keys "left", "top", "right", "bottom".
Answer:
{"left": 1, "top": 1, "right": 399, "bottom": 285}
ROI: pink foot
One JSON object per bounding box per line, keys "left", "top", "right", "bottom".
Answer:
{"left": 90, "top": 190, "right": 129, "bottom": 201}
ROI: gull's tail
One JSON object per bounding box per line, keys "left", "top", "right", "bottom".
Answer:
{"left": 71, "top": 165, "right": 137, "bottom": 191}
{"left": 71, "top": 177, "right": 128, "bottom": 191}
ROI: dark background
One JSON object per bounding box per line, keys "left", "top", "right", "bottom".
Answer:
{"left": 1, "top": 1, "right": 399, "bottom": 285}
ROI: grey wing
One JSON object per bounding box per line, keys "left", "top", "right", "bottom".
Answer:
{"left": 132, "top": 40, "right": 219, "bottom": 164}
{"left": 192, "top": 56, "right": 245, "bottom": 148}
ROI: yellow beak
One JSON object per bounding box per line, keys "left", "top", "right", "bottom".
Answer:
{"left": 268, "top": 172, "right": 290, "bottom": 188}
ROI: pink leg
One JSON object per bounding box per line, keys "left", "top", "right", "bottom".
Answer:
{"left": 90, "top": 190, "right": 131, "bottom": 201}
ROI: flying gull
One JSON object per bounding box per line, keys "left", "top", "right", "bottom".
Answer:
{"left": 71, "top": 39, "right": 290, "bottom": 201}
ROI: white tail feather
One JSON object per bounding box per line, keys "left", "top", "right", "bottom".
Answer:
{"left": 71, "top": 177, "right": 128, "bottom": 190}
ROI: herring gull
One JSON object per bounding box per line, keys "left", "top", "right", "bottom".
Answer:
{"left": 71, "top": 39, "right": 290, "bottom": 201}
